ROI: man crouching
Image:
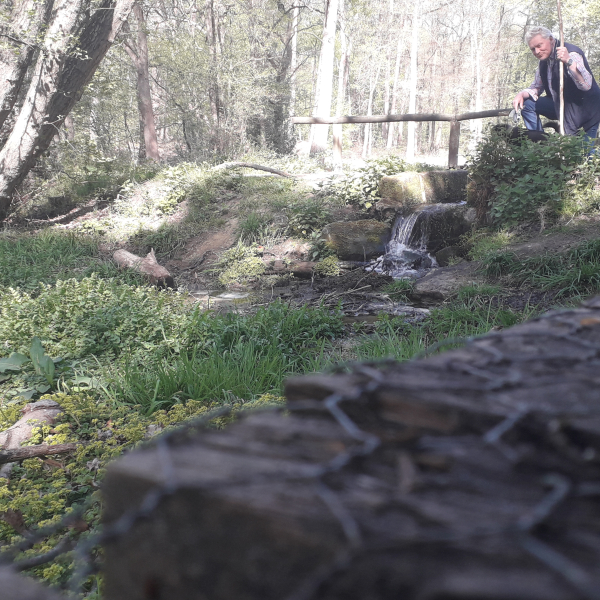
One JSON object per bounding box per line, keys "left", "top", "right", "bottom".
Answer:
{"left": 512, "top": 26, "right": 600, "bottom": 144}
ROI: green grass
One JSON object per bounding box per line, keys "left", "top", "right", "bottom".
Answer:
{"left": 480, "top": 238, "right": 600, "bottom": 297}
{"left": 353, "top": 288, "right": 526, "bottom": 362}
{"left": 0, "top": 229, "right": 143, "bottom": 291}
{"left": 381, "top": 279, "right": 414, "bottom": 302}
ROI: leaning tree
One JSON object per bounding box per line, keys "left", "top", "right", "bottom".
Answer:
{"left": 0, "top": 0, "right": 135, "bottom": 222}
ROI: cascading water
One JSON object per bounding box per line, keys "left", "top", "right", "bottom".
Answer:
{"left": 372, "top": 204, "right": 451, "bottom": 278}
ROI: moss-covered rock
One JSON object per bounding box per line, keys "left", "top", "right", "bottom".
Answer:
{"left": 409, "top": 204, "right": 476, "bottom": 254}
{"left": 319, "top": 220, "right": 391, "bottom": 261}
{"left": 378, "top": 170, "right": 468, "bottom": 213}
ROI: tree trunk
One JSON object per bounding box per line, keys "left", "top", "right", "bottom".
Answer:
{"left": 123, "top": 3, "right": 160, "bottom": 161}
{"left": 288, "top": 5, "right": 299, "bottom": 122}
{"left": 0, "top": 0, "right": 54, "bottom": 136}
{"left": 386, "top": 22, "right": 405, "bottom": 148}
{"left": 332, "top": 0, "right": 349, "bottom": 167}
{"left": 406, "top": 4, "right": 419, "bottom": 162}
{"left": 205, "top": 0, "right": 222, "bottom": 152}
{"left": 0, "top": 0, "right": 135, "bottom": 222}
{"left": 362, "top": 61, "right": 381, "bottom": 159}
{"left": 309, "top": 0, "right": 339, "bottom": 155}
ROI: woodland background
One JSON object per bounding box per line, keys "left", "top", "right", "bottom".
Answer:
{"left": 12, "top": 0, "right": 599, "bottom": 172}
{"left": 66, "top": 0, "right": 600, "bottom": 161}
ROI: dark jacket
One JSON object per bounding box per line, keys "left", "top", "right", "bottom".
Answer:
{"left": 539, "top": 40, "right": 600, "bottom": 134}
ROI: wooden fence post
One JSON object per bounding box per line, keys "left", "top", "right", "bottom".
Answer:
{"left": 448, "top": 119, "right": 460, "bottom": 168}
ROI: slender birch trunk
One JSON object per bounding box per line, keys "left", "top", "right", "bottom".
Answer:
{"left": 310, "top": 0, "right": 339, "bottom": 155}
{"left": 123, "top": 3, "right": 160, "bottom": 161}
{"left": 406, "top": 5, "right": 419, "bottom": 162}
{"left": 332, "top": 0, "right": 349, "bottom": 167}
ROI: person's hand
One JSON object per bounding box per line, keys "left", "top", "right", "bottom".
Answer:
{"left": 556, "top": 46, "right": 570, "bottom": 63}
{"left": 513, "top": 91, "right": 528, "bottom": 110}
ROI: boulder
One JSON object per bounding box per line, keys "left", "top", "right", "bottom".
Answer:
{"left": 435, "top": 245, "right": 465, "bottom": 267}
{"left": 378, "top": 170, "right": 468, "bottom": 212}
{"left": 320, "top": 220, "right": 391, "bottom": 261}
{"left": 408, "top": 204, "right": 476, "bottom": 254}
{"left": 411, "top": 261, "right": 482, "bottom": 304}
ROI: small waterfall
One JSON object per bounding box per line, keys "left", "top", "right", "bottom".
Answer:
{"left": 373, "top": 206, "right": 444, "bottom": 278}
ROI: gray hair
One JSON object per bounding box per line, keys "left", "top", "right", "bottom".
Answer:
{"left": 525, "top": 26, "right": 554, "bottom": 44}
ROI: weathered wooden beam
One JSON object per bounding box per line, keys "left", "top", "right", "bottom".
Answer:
{"left": 291, "top": 108, "right": 511, "bottom": 125}
{"left": 0, "top": 567, "right": 66, "bottom": 599}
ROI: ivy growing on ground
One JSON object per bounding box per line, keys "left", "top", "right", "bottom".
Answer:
{"left": 0, "top": 392, "right": 284, "bottom": 595}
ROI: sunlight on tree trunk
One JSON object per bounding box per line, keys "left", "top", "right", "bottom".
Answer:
{"left": 123, "top": 2, "right": 160, "bottom": 162}
{"left": 332, "top": 0, "right": 349, "bottom": 167}
{"left": 406, "top": 4, "right": 419, "bottom": 162}
{"left": 0, "top": 0, "right": 53, "bottom": 135}
{"left": 310, "top": 0, "right": 339, "bottom": 156}
{"left": 0, "top": 0, "right": 134, "bottom": 221}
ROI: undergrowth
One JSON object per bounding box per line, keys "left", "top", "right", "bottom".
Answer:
{"left": 0, "top": 391, "right": 284, "bottom": 595}
{"left": 467, "top": 128, "right": 596, "bottom": 226}
{"left": 316, "top": 155, "right": 436, "bottom": 208}
{"left": 481, "top": 238, "right": 600, "bottom": 298}
{"left": 354, "top": 285, "right": 527, "bottom": 361}
{"left": 0, "top": 230, "right": 143, "bottom": 291}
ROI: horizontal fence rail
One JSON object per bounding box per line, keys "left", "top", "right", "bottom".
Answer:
{"left": 291, "top": 108, "right": 512, "bottom": 167}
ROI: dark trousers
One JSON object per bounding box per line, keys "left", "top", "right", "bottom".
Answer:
{"left": 521, "top": 96, "right": 599, "bottom": 143}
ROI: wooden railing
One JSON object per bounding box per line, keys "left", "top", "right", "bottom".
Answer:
{"left": 291, "top": 108, "right": 512, "bottom": 167}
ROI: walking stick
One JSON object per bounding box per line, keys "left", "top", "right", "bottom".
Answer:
{"left": 557, "top": 0, "right": 565, "bottom": 135}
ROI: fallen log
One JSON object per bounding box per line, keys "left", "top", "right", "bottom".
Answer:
{"left": 0, "top": 443, "right": 78, "bottom": 466}
{"left": 113, "top": 249, "right": 176, "bottom": 289}
{"left": 0, "top": 400, "right": 63, "bottom": 451}
{"left": 103, "top": 296, "right": 600, "bottom": 600}
{"left": 212, "top": 162, "right": 294, "bottom": 178}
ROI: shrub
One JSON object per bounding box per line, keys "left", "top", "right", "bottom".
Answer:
{"left": 467, "top": 128, "right": 589, "bottom": 226}
{"left": 314, "top": 256, "right": 341, "bottom": 277}
{"left": 286, "top": 198, "right": 331, "bottom": 238}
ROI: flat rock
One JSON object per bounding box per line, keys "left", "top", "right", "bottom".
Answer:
{"left": 412, "top": 261, "right": 482, "bottom": 304}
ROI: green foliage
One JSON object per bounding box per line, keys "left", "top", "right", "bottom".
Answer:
{"left": 286, "top": 198, "right": 331, "bottom": 238}
{"left": 382, "top": 279, "right": 414, "bottom": 302}
{"left": 105, "top": 300, "right": 344, "bottom": 410}
{"left": 316, "top": 156, "right": 436, "bottom": 208}
{"left": 481, "top": 239, "right": 600, "bottom": 298}
{"left": 354, "top": 289, "right": 525, "bottom": 362}
{"left": 463, "top": 229, "right": 515, "bottom": 261}
{"left": 218, "top": 256, "right": 266, "bottom": 286}
{"left": 213, "top": 241, "right": 266, "bottom": 286}
{"left": 313, "top": 256, "right": 341, "bottom": 277}
{"left": 0, "top": 392, "right": 253, "bottom": 591}
{"left": 0, "top": 229, "right": 137, "bottom": 291}
{"left": 308, "top": 235, "right": 337, "bottom": 261}
{"left": 467, "top": 129, "right": 590, "bottom": 226}
{"left": 238, "top": 211, "right": 272, "bottom": 243}
{"left": 34, "top": 138, "right": 159, "bottom": 208}
{"left": 0, "top": 276, "right": 192, "bottom": 361}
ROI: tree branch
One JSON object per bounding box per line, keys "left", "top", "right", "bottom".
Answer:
{"left": 0, "top": 443, "right": 78, "bottom": 465}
